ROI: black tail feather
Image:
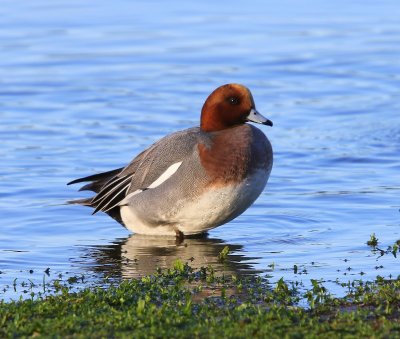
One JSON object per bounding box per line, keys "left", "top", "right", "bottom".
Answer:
{"left": 66, "top": 197, "right": 93, "bottom": 206}
{"left": 67, "top": 197, "right": 124, "bottom": 226}
{"left": 78, "top": 181, "right": 108, "bottom": 193}
{"left": 67, "top": 166, "right": 127, "bottom": 227}
{"left": 67, "top": 167, "right": 124, "bottom": 186}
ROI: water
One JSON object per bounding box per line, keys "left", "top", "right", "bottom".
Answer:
{"left": 1, "top": 0, "right": 399, "bottom": 300}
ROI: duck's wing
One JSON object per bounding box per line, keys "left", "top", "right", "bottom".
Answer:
{"left": 68, "top": 127, "right": 201, "bottom": 215}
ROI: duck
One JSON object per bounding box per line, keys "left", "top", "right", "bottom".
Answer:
{"left": 68, "top": 84, "right": 273, "bottom": 237}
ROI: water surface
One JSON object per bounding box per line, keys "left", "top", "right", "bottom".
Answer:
{"left": 1, "top": 0, "right": 399, "bottom": 300}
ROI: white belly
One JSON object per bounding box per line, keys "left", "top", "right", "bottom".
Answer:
{"left": 120, "top": 170, "right": 268, "bottom": 236}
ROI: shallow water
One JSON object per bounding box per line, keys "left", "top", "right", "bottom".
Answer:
{"left": 1, "top": 0, "right": 400, "bottom": 300}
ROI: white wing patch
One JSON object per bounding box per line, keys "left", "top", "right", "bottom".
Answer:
{"left": 118, "top": 161, "right": 182, "bottom": 207}
{"left": 148, "top": 161, "right": 182, "bottom": 188}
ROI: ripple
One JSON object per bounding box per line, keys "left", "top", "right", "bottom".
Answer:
{"left": 1, "top": 0, "right": 400, "bottom": 299}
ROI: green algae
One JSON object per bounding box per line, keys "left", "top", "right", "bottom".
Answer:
{"left": 1, "top": 261, "right": 400, "bottom": 338}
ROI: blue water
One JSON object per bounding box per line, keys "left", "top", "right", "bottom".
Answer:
{"left": 1, "top": 0, "right": 400, "bottom": 300}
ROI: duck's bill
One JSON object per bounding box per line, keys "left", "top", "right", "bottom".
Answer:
{"left": 246, "top": 108, "right": 273, "bottom": 127}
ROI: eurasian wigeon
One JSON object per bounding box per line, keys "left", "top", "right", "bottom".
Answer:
{"left": 68, "top": 84, "right": 273, "bottom": 237}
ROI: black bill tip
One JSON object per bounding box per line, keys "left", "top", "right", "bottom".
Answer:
{"left": 263, "top": 119, "right": 273, "bottom": 127}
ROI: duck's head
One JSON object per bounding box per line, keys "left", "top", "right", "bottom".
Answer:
{"left": 200, "top": 83, "right": 273, "bottom": 132}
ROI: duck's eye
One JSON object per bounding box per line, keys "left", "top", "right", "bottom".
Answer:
{"left": 228, "top": 97, "right": 240, "bottom": 105}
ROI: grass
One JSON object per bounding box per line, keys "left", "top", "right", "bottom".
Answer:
{"left": 1, "top": 260, "right": 400, "bottom": 338}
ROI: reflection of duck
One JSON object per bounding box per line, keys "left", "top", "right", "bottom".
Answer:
{"left": 81, "top": 234, "right": 262, "bottom": 279}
